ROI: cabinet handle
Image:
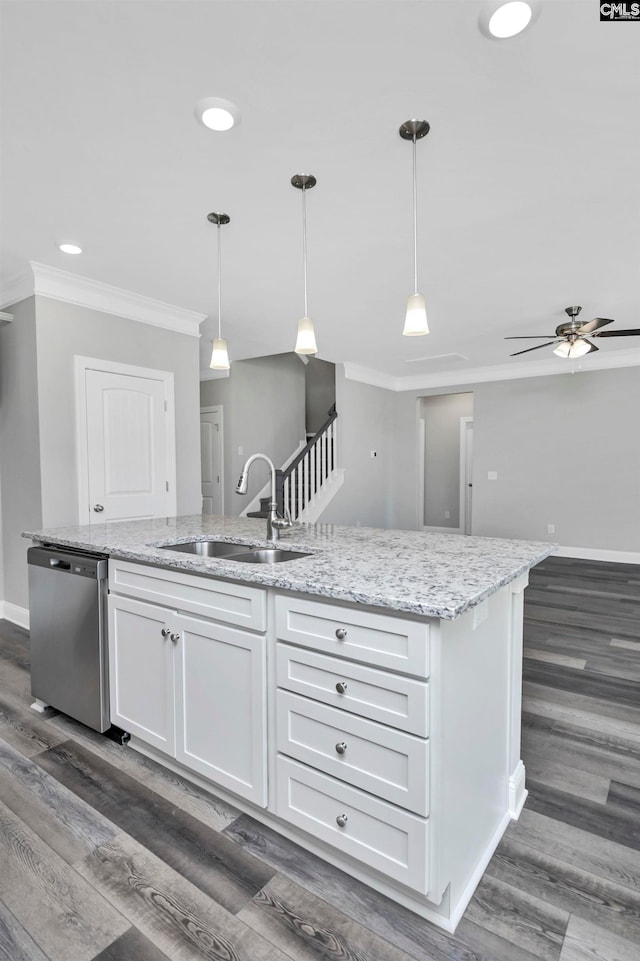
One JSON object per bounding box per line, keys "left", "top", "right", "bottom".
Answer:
{"left": 170, "top": 632, "right": 180, "bottom": 643}
{"left": 161, "top": 627, "right": 170, "bottom": 637}
{"left": 335, "top": 741, "right": 347, "bottom": 755}
{"left": 335, "top": 628, "right": 348, "bottom": 640}
{"left": 336, "top": 814, "right": 348, "bottom": 828}
{"left": 335, "top": 681, "right": 348, "bottom": 694}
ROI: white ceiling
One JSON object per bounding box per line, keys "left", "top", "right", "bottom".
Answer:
{"left": 2, "top": 0, "right": 639, "bottom": 385}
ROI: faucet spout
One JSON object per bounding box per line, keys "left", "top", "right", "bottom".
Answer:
{"left": 235, "top": 452, "right": 291, "bottom": 541}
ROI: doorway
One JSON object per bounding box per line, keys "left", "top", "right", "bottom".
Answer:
{"left": 75, "top": 357, "right": 177, "bottom": 524}
{"left": 420, "top": 392, "right": 474, "bottom": 535}
{"left": 200, "top": 405, "right": 224, "bottom": 514}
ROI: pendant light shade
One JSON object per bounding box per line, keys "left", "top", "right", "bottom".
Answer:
{"left": 400, "top": 119, "right": 430, "bottom": 337}
{"left": 208, "top": 212, "right": 231, "bottom": 370}
{"left": 291, "top": 174, "right": 318, "bottom": 355}
{"left": 553, "top": 337, "right": 591, "bottom": 359}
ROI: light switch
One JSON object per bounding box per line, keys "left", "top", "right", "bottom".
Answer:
{"left": 487, "top": 471, "right": 498, "bottom": 481}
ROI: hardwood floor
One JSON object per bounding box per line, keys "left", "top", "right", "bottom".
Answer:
{"left": 0, "top": 556, "right": 639, "bottom": 960}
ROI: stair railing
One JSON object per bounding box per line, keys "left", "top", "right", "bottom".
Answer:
{"left": 278, "top": 404, "right": 337, "bottom": 521}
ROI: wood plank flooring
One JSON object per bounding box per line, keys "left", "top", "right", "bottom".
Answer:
{"left": 0, "top": 555, "right": 639, "bottom": 960}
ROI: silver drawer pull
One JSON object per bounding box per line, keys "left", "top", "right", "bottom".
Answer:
{"left": 335, "top": 741, "right": 347, "bottom": 755}
{"left": 335, "top": 681, "right": 348, "bottom": 694}
{"left": 170, "top": 632, "right": 180, "bottom": 643}
{"left": 161, "top": 627, "right": 170, "bottom": 637}
{"left": 336, "top": 814, "right": 348, "bottom": 828}
{"left": 335, "top": 628, "right": 348, "bottom": 640}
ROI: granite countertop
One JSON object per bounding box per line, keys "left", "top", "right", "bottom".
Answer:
{"left": 23, "top": 515, "right": 555, "bottom": 620}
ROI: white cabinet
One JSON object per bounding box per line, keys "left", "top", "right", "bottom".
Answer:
{"left": 108, "top": 594, "right": 175, "bottom": 754}
{"left": 108, "top": 561, "right": 267, "bottom": 806}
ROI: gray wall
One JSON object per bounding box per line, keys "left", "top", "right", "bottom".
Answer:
{"left": 391, "top": 366, "right": 640, "bottom": 552}
{"left": 320, "top": 366, "right": 394, "bottom": 528}
{"left": 0, "top": 298, "right": 43, "bottom": 609}
{"left": 305, "top": 357, "right": 335, "bottom": 434}
{"left": 200, "top": 353, "right": 306, "bottom": 513}
{"left": 35, "top": 297, "right": 202, "bottom": 528}
{"left": 421, "top": 392, "right": 473, "bottom": 528}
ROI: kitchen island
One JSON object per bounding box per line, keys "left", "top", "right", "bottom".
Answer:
{"left": 25, "top": 515, "right": 554, "bottom": 932}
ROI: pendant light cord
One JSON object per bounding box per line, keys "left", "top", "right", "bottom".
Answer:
{"left": 302, "top": 186, "right": 308, "bottom": 317}
{"left": 412, "top": 135, "right": 418, "bottom": 295}
{"left": 217, "top": 223, "right": 222, "bottom": 339}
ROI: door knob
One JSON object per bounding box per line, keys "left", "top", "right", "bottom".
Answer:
{"left": 93, "top": 504, "right": 104, "bottom": 512}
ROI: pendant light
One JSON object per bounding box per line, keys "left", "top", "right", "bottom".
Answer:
{"left": 399, "top": 119, "right": 430, "bottom": 336}
{"left": 208, "top": 212, "right": 231, "bottom": 370}
{"left": 291, "top": 174, "right": 318, "bottom": 354}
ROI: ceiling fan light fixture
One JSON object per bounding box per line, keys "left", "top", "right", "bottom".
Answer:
{"left": 553, "top": 338, "right": 591, "bottom": 359}
{"left": 403, "top": 293, "right": 429, "bottom": 336}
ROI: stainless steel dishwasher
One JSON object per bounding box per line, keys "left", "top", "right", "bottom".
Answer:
{"left": 28, "top": 545, "right": 110, "bottom": 732}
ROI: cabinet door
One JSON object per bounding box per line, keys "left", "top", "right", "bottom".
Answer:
{"left": 108, "top": 594, "right": 175, "bottom": 754}
{"left": 174, "top": 614, "right": 267, "bottom": 807}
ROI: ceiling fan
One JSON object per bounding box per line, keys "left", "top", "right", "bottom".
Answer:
{"left": 505, "top": 306, "right": 640, "bottom": 359}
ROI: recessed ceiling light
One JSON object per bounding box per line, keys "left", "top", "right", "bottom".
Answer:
{"left": 58, "top": 243, "right": 82, "bottom": 255}
{"left": 480, "top": 1, "right": 535, "bottom": 39}
{"left": 195, "top": 97, "right": 240, "bottom": 132}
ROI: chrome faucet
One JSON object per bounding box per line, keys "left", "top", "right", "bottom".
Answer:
{"left": 235, "top": 452, "right": 293, "bottom": 542}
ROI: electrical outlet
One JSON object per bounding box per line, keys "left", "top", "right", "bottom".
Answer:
{"left": 238, "top": 445, "right": 244, "bottom": 456}
{"left": 488, "top": 471, "right": 498, "bottom": 481}
{"left": 370, "top": 450, "right": 377, "bottom": 458}
{"left": 547, "top": 523, "right": 555, "bottom": 534}
{"left": 444, "top": 510, "right": 450, "bottom": 519}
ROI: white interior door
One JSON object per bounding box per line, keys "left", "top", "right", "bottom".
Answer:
{"left": 460, "top": 417, "right": 474, "bottom": 535}
{"left": 77, "top": 358, "right": 176, "bottom": 523}
{"left": 200, "top": 406, "right": 223, "bottom": 514}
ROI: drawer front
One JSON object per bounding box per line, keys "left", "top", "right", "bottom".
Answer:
{"left": 276, "top": 691, "right": 429, "bottom": 815}
{"left": 109, "top": 560, "right": 266, "bottom": 631}
{"left": 276, "top": 755, "right": 429, "bottom": 893}
{"left": 276, "top": 643, "right": 429, "bottom": 736}
{"left": 275, "top": 595, "right": 430, "bottom": 676}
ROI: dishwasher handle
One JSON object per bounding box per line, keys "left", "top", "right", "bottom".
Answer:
{"left": 49, "top": 557, "right": 71, "bottom": 570}
{"left": 28, "top": 546, "right": 108, "bottom": 580}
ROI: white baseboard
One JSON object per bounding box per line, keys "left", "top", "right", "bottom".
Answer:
{"left": 0, "top": 601, "right": 30, "bottom": 630}
{"left": 508, "top": 760, "right": 528, "bottom": 819}
{"left": 556, "top": 546, "right": 640, "bottom": 565}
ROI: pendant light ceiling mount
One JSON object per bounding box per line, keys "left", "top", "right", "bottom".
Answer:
{"left": 400, "top": 118, "right": 431, "bottom": 337}
{"left": 208, "top": 211, "right": 231, "bottom": 371}
{"left": 291, "top": 173, "right": 318, "bottom": 355}
{"left": 399, "top": 119, "right": 430, "bottom": 142}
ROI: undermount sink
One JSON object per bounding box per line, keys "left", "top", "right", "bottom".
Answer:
{"left": 159, "top": 541, "right": 312, "bottom": 563}
{"left": 160, "top": 540, "right": 251, "bottom": 557}
{"left": 227, "top": 548, "right": 312, "bottom": 564}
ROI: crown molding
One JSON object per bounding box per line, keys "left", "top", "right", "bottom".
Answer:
{"left": 344, "top": 349, "right": 640, "bottom": 393}
{"left": 0, "top": 267, "right": 33, "bottom": 309}
{"left": 2, "top": 263, "right": 207, "bottom": 337}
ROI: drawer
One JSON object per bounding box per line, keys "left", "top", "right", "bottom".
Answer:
{"left": 109, "top": 560, "right": 266, "bottom": 631}
{"left": 276, "top": 755, "right": 429, "bottom": 893}
{"left": 276, "top": 691, "right": 429, "bottom": 815}
{"left": 276, "top": 643, "right": 429, "bottom": 736}
{"left": 275, "top": 595, "right": 430, "bottom": 676}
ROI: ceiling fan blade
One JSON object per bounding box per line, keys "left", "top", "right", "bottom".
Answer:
{"left": 585, "top": 339, "right": 599, "bottom": 353}
{"left": 510, "top": 341, "right": 559, "bottom": 357}
{"left": 504, "top": 335, "right": 556, "bottom": 340}
{"left": 592, "top": 329, "right": 640, "bottom": 337}
{"left": 576, "top": 317, "right": 614, "bottom": 335}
